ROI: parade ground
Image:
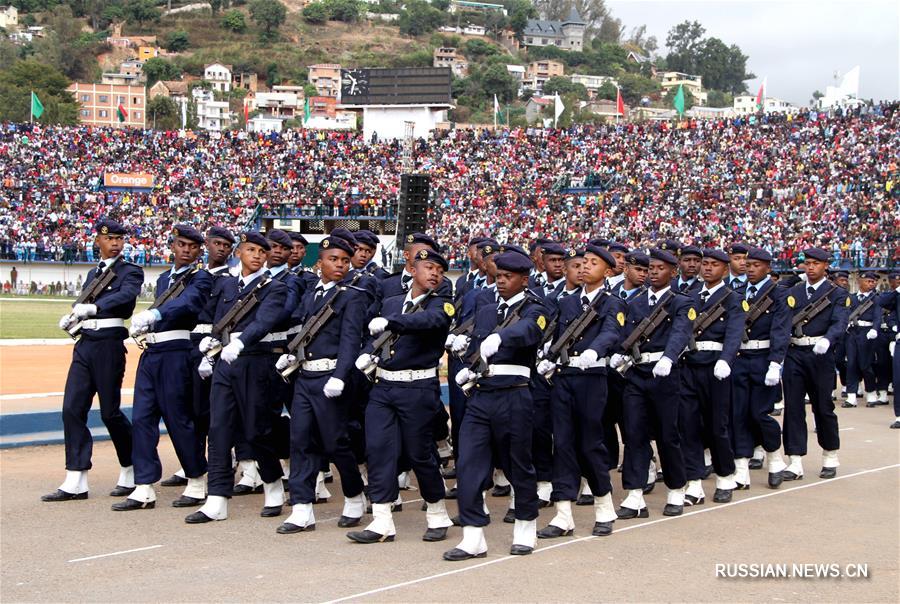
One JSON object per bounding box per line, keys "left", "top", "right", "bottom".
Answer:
{"left": 1, "top": 336, "right": 898, "bottom": 602}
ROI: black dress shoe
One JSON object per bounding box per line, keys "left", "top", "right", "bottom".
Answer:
{"left": 445, "top": 487, "right": 458, "bottom": 500}
{"left": 185, "top": 511, "right": 216, "bottom": 524}
{"left": 841, "top": 401, "right": 858, "bottom": 408}
{"left": 338, "top": 515, "right": 362, "bottom": 528}
{"left": 662, "top": 504, "right": 683, "bottom": 516}
{"left": 642, "top": 482, "right": 655, "bottom": 495}
{"left": 782, "top": 470, "right": 803, "bottom": 481}
{"left": 770, "top": 408, "right": 782, "bottom": 416}
{"left": 393, "top": 503, "right": 403, "bottom": 512}
{"left": 768, "top": 471, "right": 784, "bottom": 489}
{"left": 748, "top": 458, "right": 764, "bottom": 470}
{"left": 655, "top": 471, "right": 664, "bottom": 483}
{"left": 713, "top": 488, "right": 733, "bottom": 503}
{"left": 109, "top": 485, "right": 135, "bottom": 497}
{"left": 450, "top": 515, "right": 462, "bottom": 526}
{"left": 491, "top": 484, "right": 511, "bottom": 497}
{"left": 890, "top": 420, "right": 900, "bottom": 429}
{"left": 232, "top": 484, "right": 263, "bottom": 496}
{"left": 347, "top": 529, "right": 394, "bottom": 543}
{"left": 41, "top": 489, "right": 88, "bottom": 502}
{"left": 261, "top": 505, "right": 283, "bottom": 517}
{"left": 684, "top": 494, "right": 705, "bottom": 506}
{"left": 701, "top": 465, "right": 713, "bottom": 479}
{"left": 538, "top": 498, "right": 552, "bottom": 508}
{"left": 276, "top": 522, "right": 315, "bottom": 534}
{"left": 509, "top": 544, "right": 533, "bottom": 555}
{"left": 111, "top": 498, "right": 155, "bottom": 511}
{"left": 421, "top": 501, "right": 428, "bottom": 511}
{"left": 735, "top": 482, "right": 750, "bottom": 491}
{"left": 819, "top": 467, "right": 837, "bottom": 479}
{"left": 502, "top": 508, "right": 515, "bottom": 524}
{"left": 324, "top": 473, "right": 334, "bottom": 483}
{"left": 865, "top": 401, "right": 877, "bottom": 408}
{"left": 172, "top": 495, "right": 205, "bottom": 508}
{"left": 592, "top": 521, "right": 614, "bottom": 536}
{"left": 422, "top": 526, "right": 448, "bottom": 542}
{"left": 443, "top": 467, "right": 457, "bottom": 479}
{"left": 576, "top": 494, "right": 594, "bottom": 505}
{"left": 537, "top": 525, "right": 573, "bottom": 539}
{"left": 161, "top": 475, "right": 188, "bottom": 487}
{"left": 313, "top": 496, "right": 329, "bottom": 504}
{"left": 615, "top": 506, "right": 649, "bottom": 519}
{"left": 443, "top": 548, "right": 486, "bottom": 561}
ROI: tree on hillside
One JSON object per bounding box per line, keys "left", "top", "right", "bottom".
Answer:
{"left": 0, "top": 60, "right": 78, "bottom": 124}
{"left": 324, "top": 0, "right": 360, "bottom": 23}
{"left": 398, "top": 0, "right": 446, "bottom": 36}
{"left": 249, "top": 0, "right": 287, "bottom": 38}
{"left": 542, "top": 76, "right": 588, "bottom": 100}
{"left": 626, "top": 24, "right": 658, "bottom": 54}
{"left": 505, "top": 0, "right": 537, "bottom": 38}
{"left": 31, "top": 6, "right": 99, "bottom": 81}
{"left": 665, "top": 19, "right": 705, "bottom": 73}
{"left": 146, "top": 95, "right": 181, "bottom": 130}
{"left": 124, "top": 0, "right": 161, "bottom": 28}
{"left": 596, "top": 15, "right": 621, "bottom": 44}
{"left": 142, "top": 57, "right": 182, "bottom": 87}
{"left": 665, "top": 21, "right": 753, "bottom": 94}
{"left": 164, "top": 30, "right": 190, "bottom": 52}
{"left": 616, "top": 71, "right": 660, "bottom": 106}
{"left": 596, "top": 80, "right": 617, "bottom": 100}
{"left": 221, "top": 9, "right": 247, "bottom": 32}
{"left": 302, "top": 2, "right": 328, "bottom": 24}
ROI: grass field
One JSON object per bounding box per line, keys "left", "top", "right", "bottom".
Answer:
{"left": 0, "top": 299, "right": 150, "bottom": 339}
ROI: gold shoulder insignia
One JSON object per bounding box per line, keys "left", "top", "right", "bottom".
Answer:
{"left": 845, "top": 296, "right": 851, "bottom": 307}
{"left": 443, "top": 302, "right": 455, "bottom": 317}
{"left": 537, "top": 315, "right": 547, "bottom": 330}
{"left": 616, "top": 311, "right": 625, "bottom": 327}
{"left": 687, "top": 308, "right": 697, "bottom": 321}
{"left": 741, "top": 300, "right": 750, "bottom": 312}
{"left": 787, "top": 295, "right": 796, "bottom": 308}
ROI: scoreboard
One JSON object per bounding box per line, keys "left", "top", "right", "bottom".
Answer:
{"left": 340, "top": 68, "right": 452, "bottom": 106}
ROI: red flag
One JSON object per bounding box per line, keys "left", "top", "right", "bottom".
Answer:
{"left": 616, "top": 88, "right": 625, "bottom": 116}
{"left": 755, "top": 77, "right": 766, "bottom": 110}
{"left": 243, "top": 103, "right": 249, "bottom": 123}
{"left": 116, "top": 103, "right": 128, "bottom": 122}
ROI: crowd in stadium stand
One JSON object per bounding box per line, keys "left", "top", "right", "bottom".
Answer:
{"left": 1, "top": 101, "right": 897, "bottom": 271}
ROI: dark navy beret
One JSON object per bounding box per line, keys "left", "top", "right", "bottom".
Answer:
{"left": 729, "top": 242, "right": 750, "bottom": 255}
{"left": 528, "top": 237, "right": 553, "bottom": 252}
{"left": 747, "top": 247, "right": 772, "bottom": 263}
{"left": 267, "top": 229, "right": 293, "bottom": 249}
{"left": 354, "top": 230, "right": 379, "bottom": 248}
{"left": 171, "top": 224, "right": 203, "bottom": 244}
{"left": 860, "top": 271, "right": 878, "bottom": 280}
{"left": 468, "top": 236, "right": 486, "bottom": 247}
{"left": 477, "top": 238, "right": 500, "bottom": 256}
{"left": 404, "top": 232, "right": 439, "bottom": 252}
{"left": 589, "top": 238, "right": 610, "bottom": 248}
{"left": 494, "top": 251, "right": 534, "bottom": 274}
{"left": 802, "top": 247, "right": 829, "bottom": 262}
{"left": 95, "top": 218, "right": 126, "bottom": 235}
{"left": 703, "top": 248, "right": 730, "bottom": 263}
{"left": 889, "top": 271, "right": 900, "bottom": 280}
{"left": 833, "top": 271, "right": 849, "bottom": 278}
{"left": 626, "top": 252, "right": 650, "bottom": 267}
{"left": 207, "top": 226, "right": 236, "bottom": 244}
{"left": 319, "top": 236, "right": 354, "bottom": 256}
{"left": 608, "top": 243, "right": 629, "bottom": 254}
{"left": 680, "top": 245, "right": 702, "bottom": 258}
{"left": 239, "top": 231, "right": 270, "bottom": 251}
{"left": 541, "top": 242, "right": 566, "bottom": 257}
{"left": 657, "top": 239, "right": 682, "bottom": 255}
{"left": 650, "top": 248, "right": 679, "bottom": 267}
{"left": 330, "top": 227, "right": 358, "bottom": 246}
{"left": 565, "top": 248, "right": 585, "bottom": 260}
{"left": 584, "top": 244, "right": 617, "bottom": 268}
{"left": 499, "top": 244, "right": 529, "bottom": 258}
{"left": 287, "top": 231, "right": 308, "bottom": 246}
{"left": 412, "top": 247, "right": 449, "bottom": 271}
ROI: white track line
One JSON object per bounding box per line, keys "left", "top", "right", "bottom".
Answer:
{"left": 320, "top": 463, "right": 900, "bottom": 604}
{"left": 68, "top": 544, "right": 164, "bottom": 563}
{"left": 1, "top": 389, "right": 136, "bottom": 401}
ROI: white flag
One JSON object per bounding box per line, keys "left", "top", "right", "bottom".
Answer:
{"left": 554, "top": 93, "right": 565, "bottom": 126}
{"left": 493, "top": 94, "right": 500, "bottom": 127}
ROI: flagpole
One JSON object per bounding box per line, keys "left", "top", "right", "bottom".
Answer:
{"left": 30, "top": 90, "right": 33, "bottom": 124}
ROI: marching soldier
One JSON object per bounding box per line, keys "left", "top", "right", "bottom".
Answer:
{"left": 528, "top": 239, "right": 551, "bottom": 289}
{"left": 348, "top": 248, "right": 455, "bottom": 544}
{"left": 832, "top": 270, "right": 851, "bottom": 400}
{"left": 382, "top": 233, "right": 451, "bottom": 299}
{"left": 536, "top": 245, "right": 625, "bottom": 538}
{"left": 725, "top": 243, "right": 749, "bottom": 296}
{"left": 872, "top": 271, "right": 897, "bottom": 407}
{"left": 535, "top": 243, "right": 566, "bottom": 297}
{"left": 730, "top": 247, "right": 790, "bottom": 489}
{"left": 455, "top": 237, "right": 486, "bottom": 300}
{"left": 781, "top": 248, "right": 850, "bottom": 480}
{"left": 113, "top": 225, "right": 213, "bottom": 511}
{"left": 842, "top": 271, "right": 882, "bottom": 408}
{"left": 44, "top": 219, "right": 143, "bottom": 502}
{"left": 610, "top": 248, "right": 693, "bottom": 518}
{"left": 605, "top": 243, "right": 629, "bottom": 290}
{"left": 275, "top": 235, "right": 367, "bottom": 533}
{"left": 673, "top": 245, "right": 703, "bottom": 293}
{"left": 352, "top": 230, "right": 390, "bottom": 279}
{"left": 185, "top": 232, "right": 288, "bottom": 523}
{"left": 287, "top": 232, "right": 308, "bottom": 272}
{"left": 877, "top": 272, "right": 900, "bottom": 428}
{"left": 444, "top": 251, "right": 547, "bottom": 560}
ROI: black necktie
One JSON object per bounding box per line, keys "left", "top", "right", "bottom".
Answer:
{"left": 96, "top": 261, "right": 105, "bottom": 273}
{"left": 467, "top": 272, "right": 476, "bottom": 284}
{"left": 747, "top": 285, "right": 757, "bottom": 300}
{"left": 620, "top": 290, "right": 628, "bottom": 299}
{"left": 238, "top": 279, "right": 246, "bottom": 293}
{"left": 807, "top": 286, "right": 815, "bottom": 298}
{"left": 403, "top": 301, "right": 414, "bottom": 314}
{"left": 680, "top": 281, "right": 689, "bottom": 292}
{"left": 401, "top": 274, "right": 412, "bottom": 291}
{"left": 858, "top": 293, "right": 864, "bottom": 301}
{"left": 700, "top": 290, "right": 710, "bottom": 305}
{"left": 649, "top": 294, "right": 657, "bottom": 307}
{"left": 497, "top": 302, "right": 508, "bottom": 323}
{"left": 559, "top": 290, "right": 568, "bottom": 299}
{"left": 314, "top": 286, "right": 324, "bottom": 304}
{"left": 581, "top": 295, "right": 590, "bottom": 307}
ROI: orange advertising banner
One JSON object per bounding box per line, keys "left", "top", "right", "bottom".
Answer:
{"left": 103, "top": 172, "right": 155, "bottom": 188}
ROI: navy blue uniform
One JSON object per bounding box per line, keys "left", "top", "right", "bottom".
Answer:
{"left": 731, "top": 278, "right": 791, "bottom": 458}
{"left": 206, "top": 274, "right": 287, "bottom": 499}
{"left": 726, "top": 274, "right": 749, "bottom": 297}
{"left": 189, "top": 265, "right": 231, "bottom": 441}
{"left": 456, "top": 293, "right": 547, "bottom": 527}
{"left": 547, "top": 289, "right": 625, "bottom": 501}
{"left": 877, "top": 289, "right": 900, "bottom": 417}
{"left": 845, "top": 291, "right": 882, "bottom": 396}
{"left": 619, "top": 289, "right": 694, "bottom": 491}
{"left": 62, "top": 257, "right": 143, "bottom": 471}
{"left": 671, "top": 276, "right": 702, "bottom": 295}
{"left": 132, "top": 266, "right": 213, "bottom": 485}
{"left": 679, "top": 284, "right": 745, "bottom": 481}
{"left": 363, "top": 293, "right": 453, "bottom": 505}
{"left": 782, "top": 280, "right": 850, "bottom": 457}
{"left": 454, "top": 270, "right": 480, "bottom": 302}
{"left": 381, "top": 270, "right": 452, "bottom": 300}
{"left": 287, "top": 281, "right": 366, "bottom": 505}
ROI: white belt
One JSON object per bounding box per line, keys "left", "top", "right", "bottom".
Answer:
{"left": 287, "top": 325, "right": 302, "bottom": 335}
{"left": 263, "top": 331, "right": 290, "bottom": 342}
{"left": 691, "top": 341, "right": 724, "bottom": 352}
{"left": 791, "top": 336, "right": 823, "bottom": 346}
{"left": 740, "top": 339, "right": 770, "bottom": 350}
{"left": 143, "top": 330, "right": 191, "bottom": 344}
{"left": 81, "top": 318, "right": 125, "bottom": 330}
{"left": 485, "top": 364, "right": 531, "bottom": 378}
{"left": 853, "top": 320, "right": 873, "bottom": 327}
{"left": 565, "top": 356, "right": 609, "bottom": 368}
{"left": 191, "top": 324, "right": 212, "bottom": 334}
{"left": 636, "top": 351, "right": 665, "bottom": 364}
{"left": 375, "top": 367, "right": 438, "bottom": 382}
{"left": 302, "top": 358, "right": 337, "bottom": 372}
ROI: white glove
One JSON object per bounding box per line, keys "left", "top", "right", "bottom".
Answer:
{"left": 865, "top": 329, "right": 877, "bottom": 340}
{"left": 323, "top": 377, "right": 345, "bottom": 398}
{"left": 813, "top": 338, "right": 830, "bottom": 355}
{"left": 451, "top": 335, "right": 470, "bottom": 354}
{"left": 537, "top": 359, "right": 557, "bottom": 376}
{"left": 764, "top": 362, "right": 782, "bottom": 387}
{"left": 455, "top": 368, "right": 473, "bottom": 386}
{"left": 610, "top": 353, "right": 626, "bottom": 369}
{"left": 368, "top": 317, "right": 389, "bottom": 336}
{"left": 889, "top": 341, "right": 895, "bottom": 357}
{"left": 542, "top": 341, "right": 552, "bottom": 355}
{"left": 445, "top": 334, "right": 457, "bottom": 348}
{"left": 198, "top": 357, "right": 214, "bottom": 379}
{"left": 59, "top": 314, "right": 76, "bottom": 330}
{"left": 131, "top": 309, "right": 158, "bottom": 332}
{"left": 199, "top": 336, "right": 220, "bottom": 353}
{"left": 72, "top": 303, "right": 97, "bottom": 319}
{"left": 275, "top": 353, "right": 296, "bottom": 371}
{"left": 572, "top": 349, "right": 598, "bottom": 370}
{"left": 652, "top": 356, "right": 673, "bottom": 378}
{"left": 221, "top": 338, "right": 244, "bottom": 364}
{"left": 713, "top": 360, "right": 731, "bottom": 380}
{"left": 355, "top": 354, "right": 377, "bottom": 371}
{"left": 480, "top": 333, "right": 502, "bottom": 360}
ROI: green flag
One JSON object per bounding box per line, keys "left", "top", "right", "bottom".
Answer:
{"left": 304, "top": 98, "right": 310, "bottom": 124}
{"left": 673, "top": 84, "right": 685, "bottom": 116}
{"left": 31, "top": 92, "right": 44, "bottom": 119}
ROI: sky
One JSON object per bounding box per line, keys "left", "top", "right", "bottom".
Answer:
{"left": 606, "top": 0, "right": 899, "bottom": 105}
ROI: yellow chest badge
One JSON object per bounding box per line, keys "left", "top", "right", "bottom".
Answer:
{"left": 787, "top": 295, "right": 796, "bottom": 308}
{"left": 443, "top": 302, "right": 455, "bottom": 317}
{"left": 845, "top": 296, "right": 851, "bottom": 307}
{"left": 537, "top": 315, "right": 547, "bottom": 330}
{"left": 687, "top": 308, "right": 697, "bottom": 321}
{"left": 616, "top": 311, "right": 625, "bottom": 327}
{"left": 741, "top": 300, "right": 750, "bottom": 312}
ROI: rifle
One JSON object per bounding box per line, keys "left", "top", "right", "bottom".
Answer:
{"left": 279, "top": 273, "right": 363, "bottom": 380}
{"left": 541, "top": 292, "right": 608, "bottom": 380}
{"left": 847, "top": 296, "right": 875, "bottom": 328}
{"left": 742, "top": 288, "right": 774, "bottom": 342}
{"left": 791, "top": 283, "right": 835, "bottom": 337}
{"left": 616, "top": 291, "right": 673, "bottom": 376}
{"left": 63, "top": 266, "right": 118, "bottom": 339}
{"left": 362, "top": 289, "right": 435, "bottom": 381}
{"left": 686, "top": 290, "right": 733, "bottom": 352}
{"left": 132, "top": 266, "right": 199, "bottom": 348}
{"left": 205, "top": 275, "right": 272, "bottom": 361}
{"left": 459, "top": 298, "right": 527, "bottom": 396}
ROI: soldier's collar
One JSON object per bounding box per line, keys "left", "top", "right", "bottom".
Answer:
{"left": 499, "top": 290, "right": 526, "bottom": 307}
